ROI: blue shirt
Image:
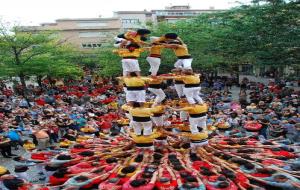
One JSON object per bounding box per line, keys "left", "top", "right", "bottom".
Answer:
{"left": 7, "top": 130, "right": 20, "bottom": 141}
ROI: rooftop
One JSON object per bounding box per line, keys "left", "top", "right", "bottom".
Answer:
{"left": 55, "top": 17, "right": 120, "bottom": 22}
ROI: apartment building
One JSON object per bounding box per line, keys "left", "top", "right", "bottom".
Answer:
{"left": 22, "top": 17, "right": 121, "bottom": 50}
{"left": 152, "top": 5, "right": 226, "bottom": 23}
{"left": 113, "top": 11, "right": 154, "bottom": 31}
{"left": 23, "top": 5, "right": 225, "bottom": 50}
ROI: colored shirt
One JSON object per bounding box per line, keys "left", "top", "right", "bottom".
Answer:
{"left": 173, "top": 44, "right": 190, "bottom": 57}
{"left": 7, "top": 130, "right": 20, "bottom": 141}
{"left": 114, "top": 48, "right": 145, "bottom": 58}
{"left": 176, "top": 75, "right": 200, "bottom": 85}
{"left": 149, "top": 45, "right": 164, "bottom": 55}
{"left": 124, "top": 31, "right": 143, "bottom": 44}
{"left": 181, "top": 104, "right": 208, "bottom": 114}
{"left": 123, "top": 77, "right": 146, "bottom": 87}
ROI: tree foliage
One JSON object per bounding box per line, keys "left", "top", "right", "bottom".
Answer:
{"left": 152, "top": 0, "right": 299, "bottom": 75}
{"left": 0, "top": 21, "right": 83, "bottom": 88}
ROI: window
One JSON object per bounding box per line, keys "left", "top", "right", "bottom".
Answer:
{"left": 81, "top": 43, "right": 102, "bottom": 49}
{"left": 79, "top": 32, "right": 109, "bottom": 38}
{"left": 77, "top": 22, "right": 107, "bottom": 27}
{"left": 121, "top": 19, "right": 140, "bottom": 24}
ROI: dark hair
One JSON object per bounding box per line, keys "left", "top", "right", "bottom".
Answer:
{"left": 132, "top": 101, "right": 140, "bottom": 107}
{"left": 186, "top": 176, "right": 197, "bottom": 182}
{"left": 217, "top": 176, "right": 227, "bottom": 181}
{"left": 73, "top": 144, "right": 85, "bottom": 149}
{"left": 79, "top": 151, "right": 94, "bottom": 157}
{"left": 121, "top": 166, "right": 136, "bottom": 174}
{"left": 106, "top": 157, "right": 118, "bottom": 163}
{"left": 130, "top": 179, "right": 146, "bottom": 187}
{"left": 222, "top": 169, "right": 236, "bottom": 180}
{"left": 168, "top": 154, "right": 177, "bottom": 160}
{"left": 181, "top": 143, "right": 191, "bottom": 149}
{"left": 165, "top": 33, "right": 178, "bottom": 39}
{"left": 221, "top": 154, "right": 232, "bottom": 160}
{"left": 134, "top": 154, "right": 144, "bottom": 163}
{"left": 182, "top": 183, "right": 195, "bottom": 189}
{"left": 14, "top": 166, "right": 28, "bottom": 173}
{"left": 257, "top": 168, "right": 276, "bottom": 175}
{"left": 137, "top": 29, "right": 151, "bottom": 35}
{"left": 180, "top": 171, "right": 189, "bottom": 179}
{"left": 230, "top": 157, "right": 247, "bottom": 165}
{"left": 173, "top": 165, "right": 184, "bottom": 171}
{"left": 126, "top": 43, "right": 140, "bottom": 51}
{"left": 140, "top": 36, "right": 148, "bottom": 41}
{"left": 153, "top": 153, "right": 163, "bottom": 160}
{"left": 218, "top": 181, "right": 230, "bottom": 188}
{"left": 3, "top": 178, "right": 24, "bottom": 190}
{"left": 75, "top": 176, "right": 89, "bottom": 181}
{"left": 52, "top": 168, "right": 69, "bottom": 178}
{"left": 142, "top": 172, "right": 153, "bottom": 179}
{"left": 243, "top": 163, "right": 255, "bottom": 170}
{"left": 45, "top": 165, "right": 59, "bottom": 172}
{"left": 57, "top": 154, "right": 72, "bottom": 160}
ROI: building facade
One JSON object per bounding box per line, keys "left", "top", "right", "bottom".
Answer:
{"left": 152, "top": 5, "right": 226, "bottom": 23}
{"left": 22, "top": 18, "right": 121, "bottom": 50}
{"left": 23, "top": 5, "right": 225, "bottom": 50}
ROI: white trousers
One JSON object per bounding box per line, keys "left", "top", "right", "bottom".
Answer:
{"left": 151, "top": 116, "right": 164, "bottom": 127}
{"left": 126, "top": 90, "right": 146, "bottom": 103}
{"left": 174, "top": 58, "right": 193, "bottom": 69}
{"left": 125, "top": 113, "right": 133, "bottom": 128}
{"left": 121, "top": 59, "right": 140, "bottom": 76}
{"left": 148, "top": 88, "right": 166, "bottom": 104}
{"left": 146, "top": 57, "right": 161, "bottom": 76}
{"left": 132, "top": 121, "right": 152, "bottom": 135}
{"left": 183, "top": 87, "right": 203, "bottom": 104}
{"left": 180, "top": 111, "right": 188, "bottom": 121}
{"left": 189, "top": 116, "right": 207, "bottom": 134}
{"left": 174, "top": 84, "right": 184, "bottom": 98}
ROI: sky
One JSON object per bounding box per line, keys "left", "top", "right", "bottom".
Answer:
{"left": 0, "top": 0, "right": 251, "bottom": 25}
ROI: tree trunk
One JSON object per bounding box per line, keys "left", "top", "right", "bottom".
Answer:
{"left": 37, "top": 75, "right": 43, "bottom": 87}
{"left": 19, "top": 73, "right": 27, "bottom": 91}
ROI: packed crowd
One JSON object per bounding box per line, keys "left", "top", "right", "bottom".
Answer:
{"left": 0, "top": 29, "right": 299, "bottom": 190}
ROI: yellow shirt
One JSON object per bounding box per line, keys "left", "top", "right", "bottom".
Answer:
{"left": 124, "top": 31, "right": 143, "bottom": 44}
{"left": 129, "top": 107, "right": 157, "bottom": 117}
{"left": 181, "top": 132, "right": 208, "bottom": 141}
{"left": 147, "top": 77, "right": 164, "bottom": 85}
{"left": 181, "top": 104, "right": 208, "bottom": 114}
{"left": 23, "top": 142, "right": 36, "bottom": 150}
{"left": 59, "top": 140, "right": 72, "bottom": 147}
{"left": 149, "top": 45, "right": 164, "bottom": 55}
{"left": 113, "top": 48, "right": 145, "bottom": 58}
{"left": 176, "top": 74, "right": 200, "bottom": 85}
{"left": 173, "top": 44, "right": 190, "bottom": 57}
{"left": 0, "top": 166, "right": 7, "bottom": 175}
{"left": 131, "top": 132, "right": 160, "bottom": 143}
{"left": 151, "top": 105, "right": 165, "bottom": 114}
{"left": 123, "top": 77, "right": 146, "bottom": 87}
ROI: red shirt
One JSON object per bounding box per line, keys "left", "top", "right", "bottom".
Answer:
{"left": 155, "top": 180, "right": 177, "bottom": 190}
{"left": 49, "top": 175, "right": 69, "bottom": 185}
{"left": 100, "top": 121, "right": 112, "bottom": 130}
{"left": 122, "top": 180, "right": 155, "bottom": 190}
{"left": 235, "top": 172, "right": 249, "bottom": 188}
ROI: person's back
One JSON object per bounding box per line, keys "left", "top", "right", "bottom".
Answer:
{"left": 7, "top": 130, "right": 20, "bottom": 141}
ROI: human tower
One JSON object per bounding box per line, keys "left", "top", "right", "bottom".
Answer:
{"left": 113, "top": 29, "right": 209, "bottom": 150}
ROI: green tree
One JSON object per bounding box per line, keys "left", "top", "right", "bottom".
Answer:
{"left": 0, "top": 21, "right": 83, "bottom": 90}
